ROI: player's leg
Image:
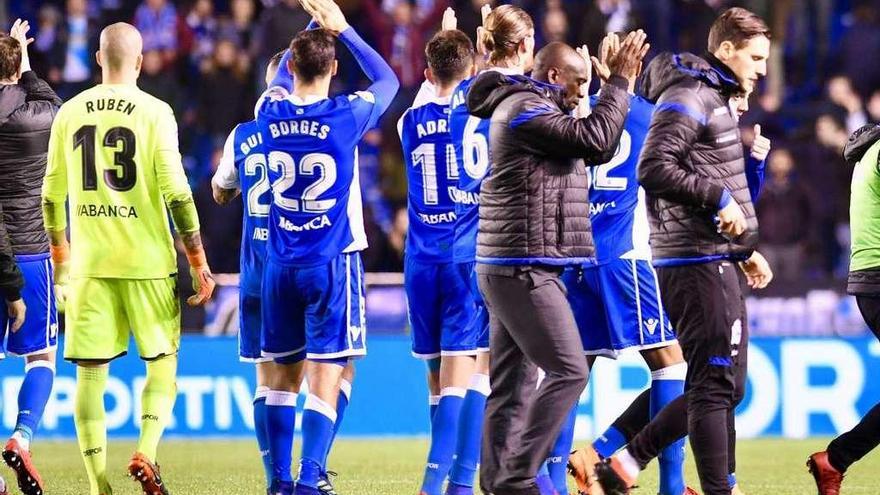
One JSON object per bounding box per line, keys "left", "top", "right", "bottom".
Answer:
{"left": 126, "top": 276, "right": 186, "bottom": 495}
{"left": 240, "top": 291, "right": 280, "bottom": 490}
{"left": 318, "top": 361, "right": 355, "bottom": 494}
{"left": 641, "top": 346, "right": 687, "bottom": 495}
{"left": 810, "top": 294, "right": 880, "bottom": 493}
{"left": 592, "top": 389, "right": 650, "bottom": 458}
{"left": 446, "top": 261, "right": 490, "bottom": 495}
{"left": 1, "top": 255, "right": 59, "bottom": 495}
{"left": 296, "top": 252, "right": 367, "bottom": 494}
{"left": 262, "top": 259, "right": 309, "bottom": 492}
{"left": 427, "top": 360, "right": 441, "bottom": 420}
{"left": 65, "top": 277, "right": 127, "bottom": 495}
{"left": 479, "top": 267, "right": 589, "bottom": 492}
{"left": 727, "top": 289, "right": 749, "bottom": 495}
{"left": 5, "top": 255, "right": 58, "bottom": 455}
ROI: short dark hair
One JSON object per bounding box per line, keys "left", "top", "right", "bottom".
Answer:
{"left": 268, "top": 50, "right": 285, "bottom": 71}
{"left": 289, "top": 29, "right": 336, "bottom": 83}
{"left": 425, "top": 30, "right": 474, "bottom": 86}
{"left": 0, "top": 35, "right": 21, "bottom": 81}
{"left": 707, "top": 7, "right": 770, "bottom": 52}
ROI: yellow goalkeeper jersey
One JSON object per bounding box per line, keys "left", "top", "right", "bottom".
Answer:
{"left": 43, "top": 83, "right": 196, "bottom": 279}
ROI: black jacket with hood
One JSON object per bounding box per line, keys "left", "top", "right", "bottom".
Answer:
{"left": 637, "top": 52, "right": 758, "bottom": 263}
{"left": 0, "top": 71, "right": 62, "bottom": 300}
{"left": 467, "top": 72, "right": 630, "bottom": 265}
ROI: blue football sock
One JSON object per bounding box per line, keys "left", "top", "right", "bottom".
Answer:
{"left": 15, "top": 361, "right": 55, "bottom": 446}
{"left": 548, "top": 405, "right": 576, "bottom": 494}
{"left": 266, "top": 390, "right": 297, "bottom": 483}
{"left": 536, "top": 462, "right": 556, "bottom": 495}
{"left": 448, "top": 373, "right": 490, "bottom": 488}
{"left": 421, "top": 387, "right": 465, "bottom": 495}
{"left": 728, "top": 472, "right": 737, "bottom": 489}
{"left": 652, "top": 364, "right": 686, "bottom": 495}
{"left": 253, "top": 387, "right": 272, "bottom": 488}
{"left": 322, "top": 379, "right": 352, "bottom": 468}
{"left": 593, "top": 425, "right": 627, "bottom": 459}
{"left": 430, "top": 394, "right": 440, "bottom": 422}
{"left": 299, "top": 394, "right": 337, "bottom": 488}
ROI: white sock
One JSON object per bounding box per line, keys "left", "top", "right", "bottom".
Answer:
{"left": 617, "top": 449, "right": 641, "bottom": 481}
{"left": 11, "top": 431, "right": 29, "bottom": 451}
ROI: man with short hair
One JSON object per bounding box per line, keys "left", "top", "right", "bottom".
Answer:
{"left": 0, "top": 18, "right": 62, "bottom": 495}
{"left": 43, "top": 22, "right": 215, "bottom": 495}
{"left": 397, "top": 10, "right": 481, "bottom": 495}
{"left": 254, "top": 0, "right": 398, "bottom": 493}
{"left": 593, "top": 8, "right": 774, "bottom": 495}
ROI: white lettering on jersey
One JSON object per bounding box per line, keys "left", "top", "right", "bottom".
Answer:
{"left": 418, "top": 211, "right": 457, "bottom": 225}
{"left": 268, "top": 120, "right": 331, "bottom": 140}
{"left": 278, "top": 215, "right": 332, "bottom": 232}
{"left": 416, "top": 119, "right": 449, "bottom": 139}
{"left": 448, "top": 187, "right": 479, "bottom": 205}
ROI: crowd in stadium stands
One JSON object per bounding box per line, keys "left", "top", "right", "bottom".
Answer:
{"left": 4, "top": 0, "right": 880, "bottom": 290}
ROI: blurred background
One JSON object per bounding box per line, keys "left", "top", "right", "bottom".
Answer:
{"left": 1, "top": 0, "right": 879, "bottom": 441}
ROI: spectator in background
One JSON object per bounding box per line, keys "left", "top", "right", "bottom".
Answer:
{"left": 32, "top": 4, "right": 62, "bottom": 77}
{"left": 194, "top": 147, "right": 243, "bottom": 336}
{"left": 756, "top": 148, "right": 814, "bottom": 282}
{"left": 252, "top": 0, "right": 310, "bottom": 71}
{"left": 835, "top": 2, "right": 880, "bottom": 98}
{"left": 43, "top": 0, "right": 97, "bottom": 100}
{"left": 361, "top": 0, "right": 448, "bottom": 91}
{"left": 359, "top": 128, "right": 393, "bottom": 235}
{"left": 867, "top": 89, "right": 880, "bottom": 124}
{"left": 218, "top": 0, "right": 257, "bottom": 49}
{"left": 800, "top": 113, "right": 852, "bottom": 278}
{"left": 139, "top": 49, "right": 184, "bottom": 116}
{"left": 185, "top": 0, "right": 218, "bottom": 71}
{"left": 540, "top": 4, "right": 568, "bottom": 44}
{"left": 134, "top": 0, "right": 178, "bottom": 65}
{"left": 197, "top": 39, "right": 251, "bottom": 143}
{"left": 827, "top": 75, "right": 868, "bottom": 134}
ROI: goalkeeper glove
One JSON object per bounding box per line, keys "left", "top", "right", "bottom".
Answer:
{"left": 186, "top": 251, "right": 215, "bottom": 306}
{"left": 50, "top": 242, "right": 70, "bottom": 313}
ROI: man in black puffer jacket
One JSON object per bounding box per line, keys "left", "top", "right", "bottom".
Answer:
{"left": 0, "top": 19, "right": 62, "bottom": 493}
{"left": 467, "top": 30, "right": 646, "bottom": 494}
{"left": 594, "top": 8, "right": 774, "bottom": 495}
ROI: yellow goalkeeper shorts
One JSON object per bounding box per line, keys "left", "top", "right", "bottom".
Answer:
{"left": 63, "top": 276, "right": 180, "bottom": 362}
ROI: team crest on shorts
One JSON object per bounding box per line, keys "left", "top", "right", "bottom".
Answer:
{"left": 645, "top": 318, "right": 659, "bottom": 335}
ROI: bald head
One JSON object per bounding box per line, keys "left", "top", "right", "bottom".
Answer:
{"left": 98, "top": 23, "right": 143, "bottom": 75}
{"left": 533, "top": 42, "right": 583, "bottom": 82}
{"left": 533, "top": 42, "right": 589, "bottom": 111}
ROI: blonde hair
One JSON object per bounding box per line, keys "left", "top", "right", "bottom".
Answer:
{"left": 480, "top": 5, "right": 534, "bottom": 66}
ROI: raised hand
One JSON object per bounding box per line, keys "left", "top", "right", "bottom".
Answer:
{"left": 476, "top": 3, "right": 492, "bottom": 56}
{"left": 300, "top": 0, "right": 349, "bottom": 35}
{"left": 590, "top": 32, "right": 617, "bottom": 82}
{"left": 441, "top": 7, "right": 457, "bottom": 31}
{"left": 605, "top": 29, "right": 649, "bottom": 84}
{"left": 9, "top": 18, "right": 33, "bottom": 73}
{"left": 751, "top": 124, "right": 771, "bottom": 161}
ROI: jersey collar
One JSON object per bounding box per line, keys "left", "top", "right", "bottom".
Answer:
{"left": 286, "top": 93, "right": 329, "bottom": 105}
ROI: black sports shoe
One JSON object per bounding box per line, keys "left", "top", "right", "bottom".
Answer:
{"left": 316, "top": 471, "right": 338, "bottom": 495}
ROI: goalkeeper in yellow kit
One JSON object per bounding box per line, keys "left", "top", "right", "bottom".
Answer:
{"left": 41, "top": 23, "right": 215, "bottom": 495}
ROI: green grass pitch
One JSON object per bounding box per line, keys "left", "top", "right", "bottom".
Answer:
{"left": 14, "top": 438, "right": 880, "bottom": 494}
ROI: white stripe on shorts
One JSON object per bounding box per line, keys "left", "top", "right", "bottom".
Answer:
{"left": 631, "top": 259, "right": 644, "bottom": 345}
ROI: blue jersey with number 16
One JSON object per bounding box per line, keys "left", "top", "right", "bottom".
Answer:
{"left": 212, "top": 120, "right": 270, "bottom": 296}
{"left": 449, "top": 76, "right": 491, "bottom": 263}
{"left": 588, "top": 94, "right": 655, "bottom": 264}
{"left": 399, "top": 93, "right": 457, "bottom": 262}
{"left": 257, "top": 88, "right": 383, "bottom": 266}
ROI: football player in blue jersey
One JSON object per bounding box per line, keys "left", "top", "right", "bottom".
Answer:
{"left": 213, "top": 51, "right": 290, "bottom": 494}
{"left": 254, "top": 0, "right": 399, "bottom": 493}
{"left": 398, "top": 9, "right": 480, "bottom": 495}
{"left": 213, "top": 49, "right": 355, "bottom": 495}
{"left": 524, "top": 40, "right": 691, "bottom": 495}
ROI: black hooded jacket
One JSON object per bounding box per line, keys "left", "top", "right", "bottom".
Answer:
{"left": 637, "top": 52, "right": 758, "bottom": 262}
{"left": 467, "top": 72, "right": 630, "bottom": 264}
{"left": 0, "top": 71, "right": 62, "bottom": 300}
